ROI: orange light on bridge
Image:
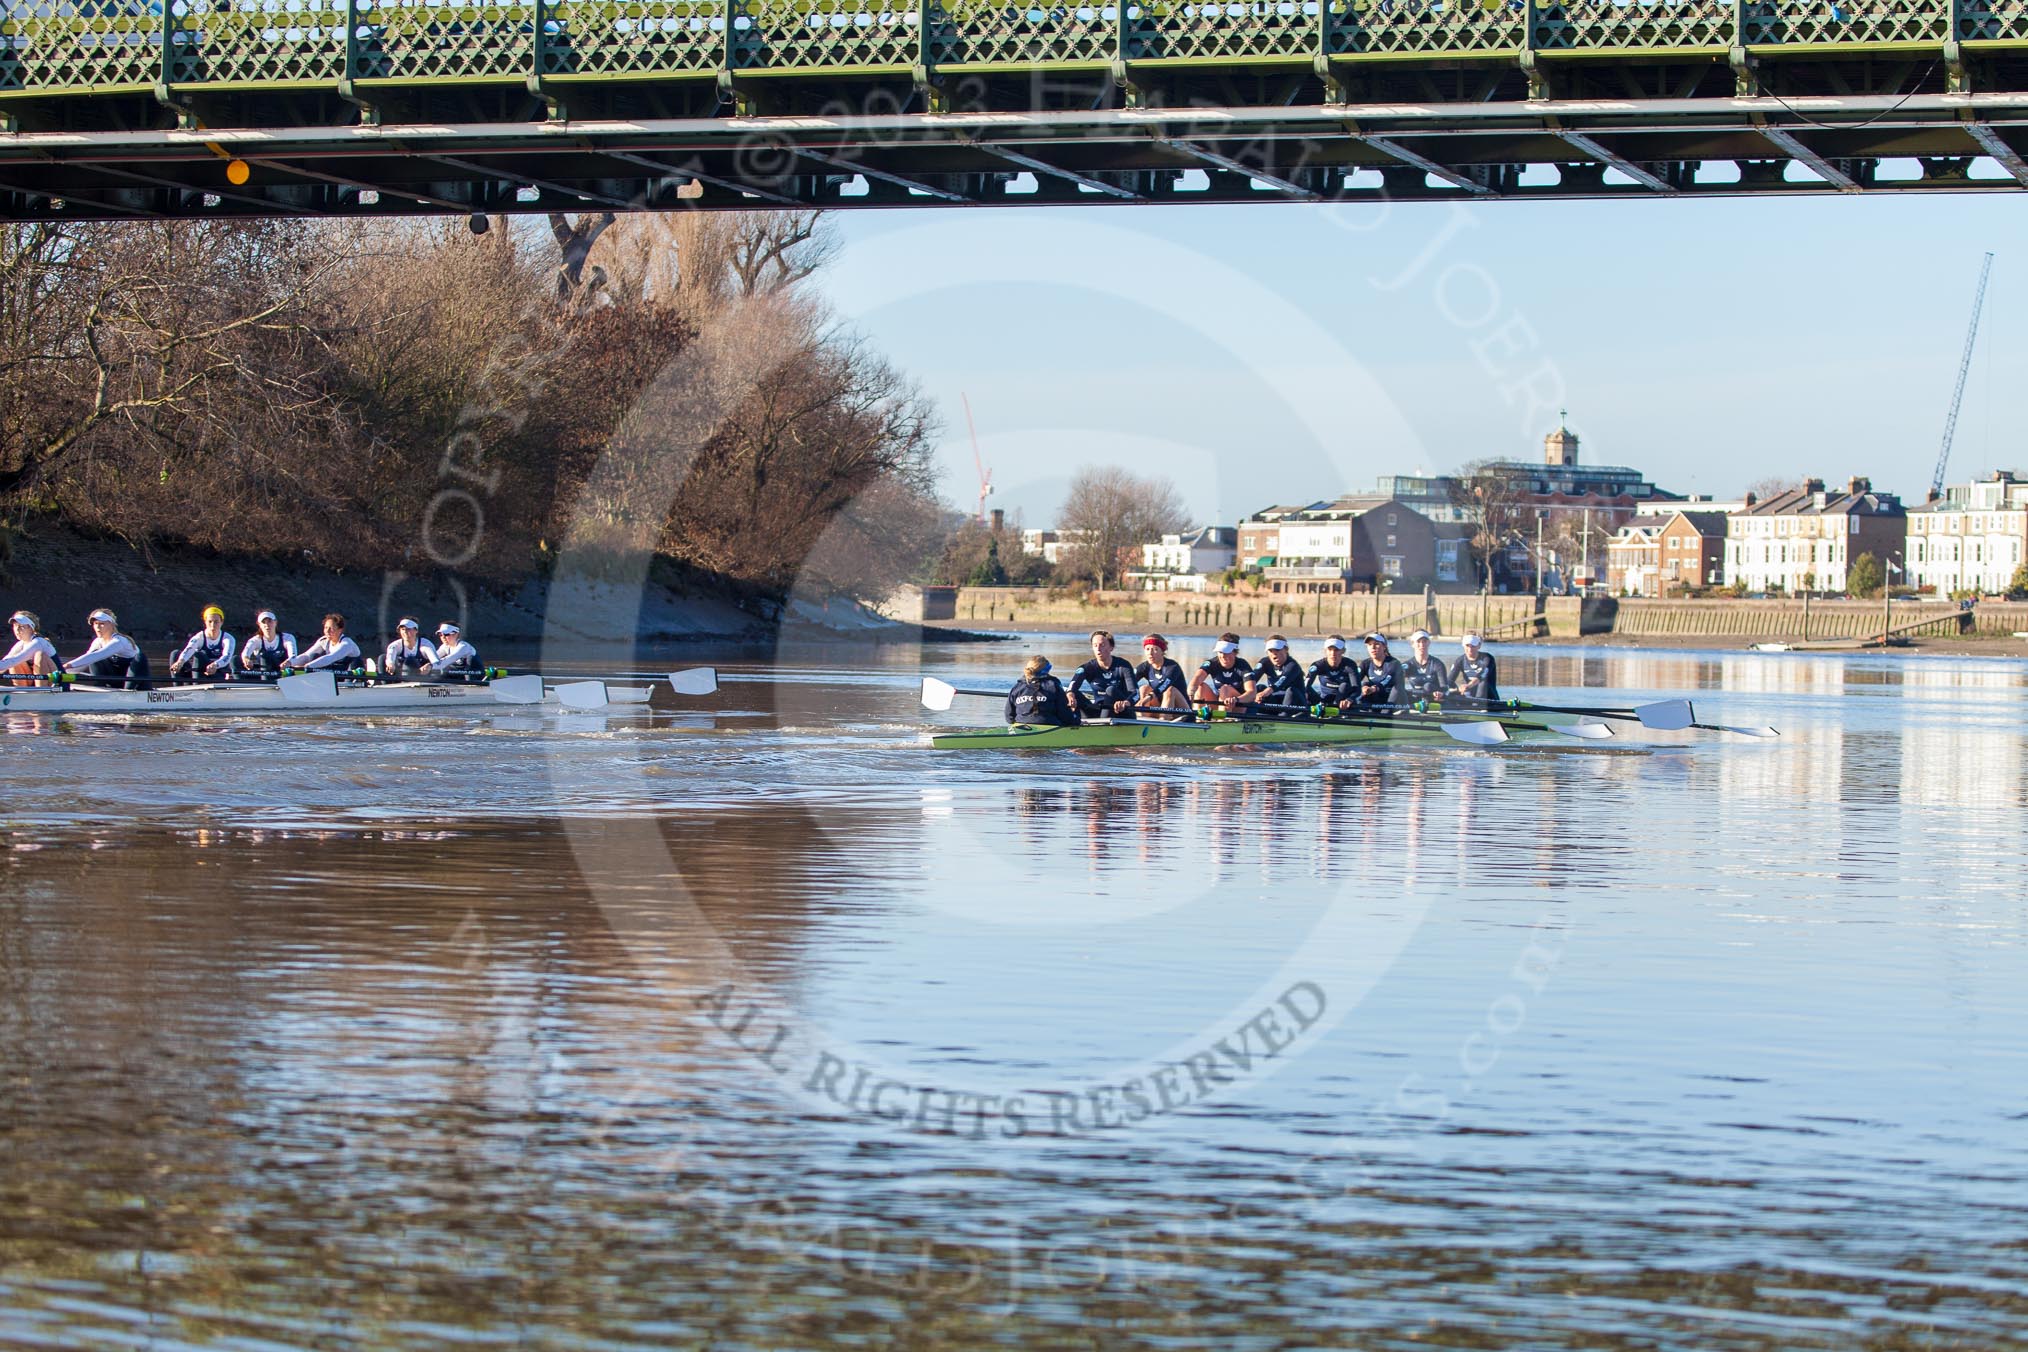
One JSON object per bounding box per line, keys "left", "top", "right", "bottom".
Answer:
{"left": 225, "top": 159, "right": 251, "bottom": 186}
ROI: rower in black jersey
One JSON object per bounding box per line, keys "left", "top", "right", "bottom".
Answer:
{"left": 1449, "top": 632, "right": 1500, "bottom": 706}
{"left": 1308, "top": 634, "right": 1359, "bottom": 711}
{"left": 1133, "top": 633, "right": 1192, "bottom": 716}
{"left": 1247, "top": 635, "right": 1309, "bottom": 713}
{"left": 1067, "top": 630, "right": 1139, "bottom": 719}
{"left": 1189, "top": 633, "right": 1252, "bottom": 711}
{"left": 1355, "top": 633, "right": 1403, "bottom": 707}
{"left": 1398, "top": 629, "right": 1449, "bottom": 705}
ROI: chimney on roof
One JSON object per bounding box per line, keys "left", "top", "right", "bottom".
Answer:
{"left": 1847, "top": 475, "right": 1870, "bottom": 496}
{"left": 989, "top": 507, "right": 1005, "bottom": 532}
{"left": 1743, "top": 492, "right": 1757, "bottom": 507}
{"left": 1927, "top": 487, "right": 1941, "bottom": 504}
{"left": 1803, "top": 477, "right": 1826, "bottom": 494}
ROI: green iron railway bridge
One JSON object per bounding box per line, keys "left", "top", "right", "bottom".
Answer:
{"left": 3, "top": 0, "right": 2028, "bottom": 216}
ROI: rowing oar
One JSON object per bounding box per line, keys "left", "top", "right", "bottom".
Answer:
{"left": 1207, "top": 699, "right": 1608, "bottom": 746}
{"left": 1503, "top": 697, "right": 1779, "bottom": 740}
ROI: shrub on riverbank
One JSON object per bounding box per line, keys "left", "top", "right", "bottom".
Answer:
{"left": 0, "top": 213, "right": 940, "bottom": 606}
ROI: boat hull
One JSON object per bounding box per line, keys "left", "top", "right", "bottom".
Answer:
{"left": 930, "top": 714, "right": 1550, "bottom": 750}
{"left": 0, "top": 681, "right": 653, "bottom": 717}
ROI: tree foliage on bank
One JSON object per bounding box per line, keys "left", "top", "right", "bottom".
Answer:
{"left": 0, "top": 211, "right": 938, "bottom": 603}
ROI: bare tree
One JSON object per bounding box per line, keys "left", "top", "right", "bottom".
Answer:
{"left": 1056, "top": 466, "right": 1191, "bottom": 591}
{"left": 1448, "top": 458, "right": 1535, "bottom": 589}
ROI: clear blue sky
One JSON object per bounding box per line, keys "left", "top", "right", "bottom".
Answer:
{"left": 815, "top": 191, "right": 2025, "bottom": 530}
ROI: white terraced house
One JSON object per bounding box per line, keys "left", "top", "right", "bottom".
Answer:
{"left": 1725, "top": 477, "right": 1906, "bottom": 595}
{"left": 1906, "top": 472, "right": 2028, "bottom": 597}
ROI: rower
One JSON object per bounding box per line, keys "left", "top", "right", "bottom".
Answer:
{"left": 1354, "top": 632, "right": 1402, "bottom": 707}
{"left": 285, "top": 613, "right": 361, "bottom": 674}
{"left": 239, "top": 610, "right": 297, "bottom": 681}
{"left": 1399, "top": 629, "right": 1449, "bottom": 706}
{"left": 1308, "top": 635, "right": 1359, "bottom": 712}
{"left": 3, "top": 611, "right": 57, "bottom": 685}
{"left": 64, "top": 608, "right": 149, "bottom": 689}
{"left": 168, "top": 606, "right": 237, "bottom": 685}
{"left": 382, "top": 617, "right": 434, "bottom": 682}
{"left": 1067, "top": 630, "right": 1138, "bottom": 719}
{"left": 1247, "top": 635, "right": 1309, "bottom": 713}
{"left": 1189, "top": 633, "right": 1252, "bottom": 711}
{"left": 424, "top": 622, "right": 480, "bottom": 681}
{"left": 1134, "top": 634, "right": 1192, "bottom": 716}
{"left": 1006, "top": 655, "right": 1078, "bottom": 726}
{"left": 1450, "top": 633, "right": 1500, "bottom": 706}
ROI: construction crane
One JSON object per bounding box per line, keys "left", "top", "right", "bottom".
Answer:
{"left": 963, "top": 392, "right": 994, "bottom": 524}
{"left": 1932, "top": 251, "right": 1995, "bottom": 500}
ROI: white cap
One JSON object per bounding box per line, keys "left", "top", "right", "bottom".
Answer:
{"left": 1264, "top": 638, "right": 1288, "bottom": 651}
{"left": 1323, "top": 636, "right": 1347, "bottom": 650}
{"left": 1214, "top": 640, "right": 1239, "bottom": 655}
{"left": 1363, "top": 632, "right": 1386, "bottom": 644}
{"left": 436, "top": 622, "right": 460, "bottom": 637}
{"left": 9, "top": 611, "right": 36, "bottom": 629}
{"left": 256, "top": 609, "right": 278, "bottom": 623}
{"left": 88, "top": 608, "right": 116, "bottom": 626}
{"left": 1463, "top": 632, "right": 1483, "bottom": 647}
{"left": 398, "top": 617, "right": 420, "bottom": 630}
{"left": 1409, "top": 628, "right": 1432, "bottom": 642}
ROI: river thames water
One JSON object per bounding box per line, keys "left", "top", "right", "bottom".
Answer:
{"left": 2, "top": 638, "right": 2025, "bottom": 1349}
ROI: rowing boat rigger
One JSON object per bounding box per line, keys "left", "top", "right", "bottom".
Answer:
{"left": 918, "top": 678, "right": 1778, "bottom": 750}
{"left": 0, "top": 668, "right": 718, "bottom": 717}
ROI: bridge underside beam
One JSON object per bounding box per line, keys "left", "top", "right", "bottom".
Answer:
{"left": 5, "top": 93, "right": 2028, "bottom": 219}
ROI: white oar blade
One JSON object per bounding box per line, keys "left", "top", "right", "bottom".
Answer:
{"left": 920, "top": 677, "right": 958, "bottom": 712}
{"left": 278, "top": 671, "right": 336, "bottom": 703}
{"left": 1550, "top": 719, "right": 1614, "bottom": 740}
{"left": 608, "top": 686, "right": 653, "bottom": 705}
{"left": 1715, "top": 723, "right": 1781, "bottom": 739}
{"left": 1634, "top": 699, "right": 1695, "bottom": 731}
{"left": 489, "top": 674, "right": 545, "bottom": 705}
{"left": 557, "top": 680, "right": 610, "bottom": 711}
{"left": 666, "top": 667, "right": 718, "bottom": 698}
{"left": 1442, "top": 720, "right": 1510, "bottom": 746}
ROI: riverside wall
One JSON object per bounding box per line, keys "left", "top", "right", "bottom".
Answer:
{"left": 936, "top": 587, "right": 2028, "bottom": 644}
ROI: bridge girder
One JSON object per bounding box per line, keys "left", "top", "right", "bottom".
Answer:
{"left": 3, "top": 3, "right": 2028, "bottom": 217}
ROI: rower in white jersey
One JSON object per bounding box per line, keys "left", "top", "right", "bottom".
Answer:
{"left": 65, "top": 608, "right": 149, "bottom": 688}
{"left": 168, "top": 606, "right": 237, "bottom": 685}
{"left": 3, "top": 611, "right": 57, "bottom": 684}
{"left": 424, "top": 622, "right": 480, "bottom": 680}
{"left": 381, "top": 617, "right": 434, "bottom": 682}
{"left": 284, "top": 613, "right": 362, "bottom": 673}
{"left": 238, "top": 610, "right": 297, "bottom": 681}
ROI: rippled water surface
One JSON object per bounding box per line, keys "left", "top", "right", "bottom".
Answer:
{"left": 3, "top": 639, "right": 2026, "bottom": 1349}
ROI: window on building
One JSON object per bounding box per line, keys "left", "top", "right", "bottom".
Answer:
{"left": 1381, "top": 556, "right": 1403, "bottom": 577}
{"left": 1387, "top": 513, "right": 1397, "bottom": 526}
{"left": 1386, "top": 535, "right": 1397, "bottom": 548}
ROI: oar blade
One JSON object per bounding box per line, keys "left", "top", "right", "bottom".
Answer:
{"left": 278, "top": 671, "right": 336, "bottom": 703}
{"left": 1705, "top": 722, "right": 1781, "bottom": 739}
{"left": 920, "top": 677, "right": 958, "bottom": 712}
{"left": 1634, "top": 699, "right": 1695, "bottom": 731}
{"left": 1550, "top": 719, "right": 1614, "bottom": 740}
{"left": 488, "top": 674, "right": 545, "bottom": 705}
{"left": 1441, "top": 719, "right": 1510, "bottom": 746}
{"left": 666, "top": 667, "right": 718, "bottom": 698}
{"left": 557, "top": 680, "right": 610, "bottom": 711}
